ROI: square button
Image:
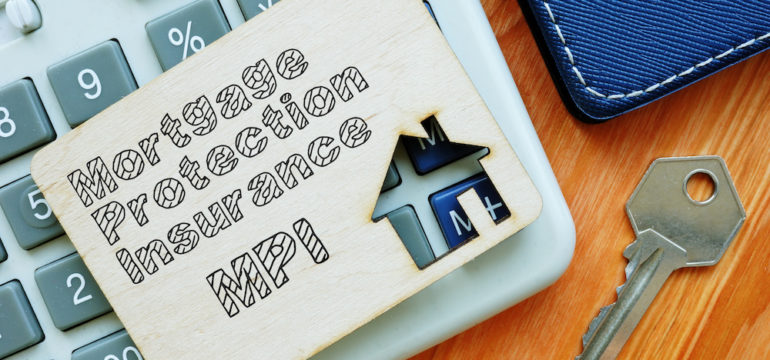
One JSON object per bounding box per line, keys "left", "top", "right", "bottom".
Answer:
{"left": 35, "top": 253, "right": 112, "bottom": 330}
{"left": 386, "top": 206, "right": 434, "bottom": 269}
{"left": 48, "top": 40, "right": 137, "bottom": 127}
{"left": 402, "top": 117, "right": 483, "bottom": 174}
{"left": 0, "top": 281, "right": 44, "bottom": 358}
{"left": 0, "top": 175, "right": 63, "bottom": 250}
{"left": 146, "top": 0, "right": 230, "bottom": 71}
{"left": 72, "top": 330, "right": 142, "bottom": 360}
{"left": 237, "top": 0, "right": 282, "bottom": 20}
{"left": 430, "top": 173, "right": 510, "bottom": 249}
{"left": 0, "top": 79, "right": 56, "bottom": 163}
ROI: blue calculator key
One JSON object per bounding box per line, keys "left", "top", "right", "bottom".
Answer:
{"left": 72, "top": 330, "right": 142, "bottom": 360}
{"left": 0, "top": 79, "right": 56, "bottom": 163}
{"left": 429, "top": 173, "right": 510, "bottom": 249}
{"left": 402, "top": 117, "right": 483, "bottom": 174}
{"left": 237, "top": 0, "right": 281, "bottom": 20}
{"left": 386, "top": 206, "right": 434, "bottom": 269}
{"left": 0, "top": 281, "right": 44, "bottom": 358}
{"left": 146, "top": 0, "right": 230, "bottom": 71}
{"left": 0, "top": 239, "right": 6, "bottom": 262}
{"left": 0, "top": 175, "right": 64, "bottom": 250}
{"left": 381, "top": 162, "right": 400, "bottom": 192}
{"left": 35, "top": 253, "right": 112, "bottom": 330}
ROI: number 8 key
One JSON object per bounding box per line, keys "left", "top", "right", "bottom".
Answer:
{"left": 0, "top": 79, "right": 56, "bottom": 163}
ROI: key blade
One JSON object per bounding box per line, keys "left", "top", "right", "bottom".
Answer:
{"left": 581, "top": 233, "right": 669, "bottom": 350}
{"left": 581, "top": 242, "right": 644, "bottom": 350}
{"left": 582, "top": 304, "right": 613, "bottom": 348}
{"left": 578, "top": 230, "right": 686, "bottom": 360}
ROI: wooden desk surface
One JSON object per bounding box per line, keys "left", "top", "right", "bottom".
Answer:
{"left": 414, "top": 0, "right": 770, "bottom": 359}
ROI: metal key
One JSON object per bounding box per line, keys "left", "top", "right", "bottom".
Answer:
{"left": 578, "top": 156, "right": 745, "bottom": 360}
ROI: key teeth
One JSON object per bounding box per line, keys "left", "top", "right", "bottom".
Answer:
{"left": 620, "top": 244, "right": 641, "bottom": 297}
{"left": 625, "top": 259, "right": 635, "bottom": 278}
{"left": 580, "top": 239, "right": 643, "bottom": 354}
{"left": 581, "top": 254, "right": 631, "bottom": 349}
{"left": 624, "top": 240, "right": 645, "bottom": 279}
{"left": 582, "top": 304, "right": 614, "bottom": 347}
{"left": 622, "top": 240, "right": 638, "bottom": 259}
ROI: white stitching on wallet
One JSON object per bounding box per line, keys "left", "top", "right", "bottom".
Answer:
{"left": 571, "top": 65, "right": 585, "bottom": 84}
{"left": 542, "top": 0, "right": 770, "bottom": 99}
{"left": 678, "top": 66, "right": 695, "bottom": 77}
{"left": 697, "top": 58, "right": 714, "bottom": 67}
{"left": 660, "top": 74, "right": 677, "bottom": 85}
{"left": 715, "top": 48, "right": 734, "bottom": 59}
{"left": 585, "top": 87, "right": 606, "bottom": 97}
{"left": 564, "top": 46, "right": 575, "bottom": 63}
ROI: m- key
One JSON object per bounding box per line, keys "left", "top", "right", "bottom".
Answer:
{"left": 578, "top": 156, "right": 745, "bottom": 360}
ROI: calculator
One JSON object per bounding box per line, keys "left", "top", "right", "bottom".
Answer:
{"left": 0, "top": 0, "right": 575, "bottom": 359}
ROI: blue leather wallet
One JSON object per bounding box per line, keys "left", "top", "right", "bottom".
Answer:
{"left": 525, "top": 0, "right": 770, "bottom": 121}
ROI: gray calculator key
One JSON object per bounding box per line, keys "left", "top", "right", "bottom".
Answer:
{"left": 35, "top": 253, "right": 112, "bottom": 330}
{"left": 387, "top": 206, "right": 435, "bottom": 269}
{"left": 72, "top": 330, "right": 143, "bottom": 360}
{"left": 146, "top": 0, "right": 230, "bottom": 71}
{"left": 0, "top": 175, "right": 63, "bottom": 249}
{"left": 381, "top": 162, "right": 400, "bottom": 192}
{"left": 48, "top": 40, "right": 137, "bottom": 127}
{"left": 0, "top": 79, "right": 56, "bottom": 163}
{"left": 0, "top": 281, "right": 44, "bottom": 358}
{"left": 0, "top": 239, "right": 6, "bottom": 262}
{"left": 237, "top": 0, "right": 281, "bottom": 20}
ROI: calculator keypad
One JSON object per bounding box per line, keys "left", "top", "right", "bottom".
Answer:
{"left": 35, "top": 253, "right": 113, "bottom": 330}
{"left": 71, "top": 330, "right": 143, "bottom": 360}
{"left": 430, "top": 173, "right": 510, "bottom": 248}
{"left": 0, "top": 175, "right": 64, "bottom": 250}
{"left": 0, "top": 281, "right": 44, "bottom": 358}
{"left": 47, "top": 40, "right": 138, "bottom": 127}
{"left": 386, "top": 206, "right": 434, "bottom": 269}
{"left": 0, "top": 79, "right": 56, "bottom": 163}
{"left": 237, "top": 0, "right": 282, "bottom": 20}
{"left": 146, "top": 0, "right": 230, "bottom": 71}
{"left": 403, "top": 117, "right": 483, "bottom": 174}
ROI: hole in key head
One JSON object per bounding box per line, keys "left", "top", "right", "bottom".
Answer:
{"left": 684, "top": 170, "right": 718, "bottom": 205}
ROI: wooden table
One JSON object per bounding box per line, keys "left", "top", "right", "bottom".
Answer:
{"left": 414, "top": 0, "right": 770, "bottom": 359}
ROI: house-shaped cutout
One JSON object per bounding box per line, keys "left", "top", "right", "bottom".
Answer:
{"left": 372, "top": 116, "right": 511, "bottom": 269}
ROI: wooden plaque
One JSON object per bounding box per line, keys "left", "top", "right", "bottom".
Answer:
{"left": 31, "top": 0, "right": 542, "bottom": 358}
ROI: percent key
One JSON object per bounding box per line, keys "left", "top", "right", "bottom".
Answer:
{"left": 146, "top": 0, "right": 231, "bottom": 71}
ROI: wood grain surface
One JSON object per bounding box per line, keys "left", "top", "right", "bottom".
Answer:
{"left": 413, "top": 0, "right": 770, "bottom": 359}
